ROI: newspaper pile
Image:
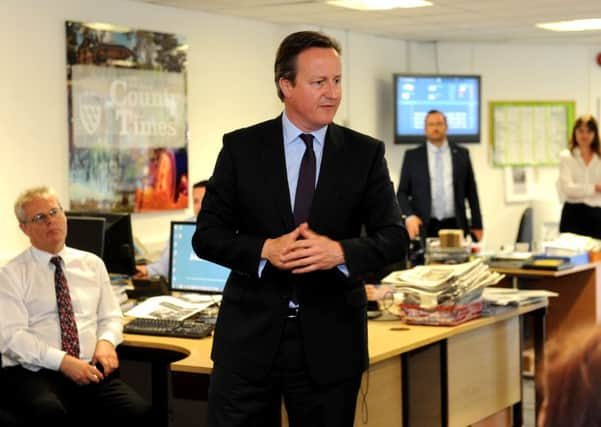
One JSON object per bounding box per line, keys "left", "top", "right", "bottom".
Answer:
{"left": 381, "top": 259, "right": 505, "bottom": 310}
{"left": 542, "top": 232, "right": 601, "bottom": 255}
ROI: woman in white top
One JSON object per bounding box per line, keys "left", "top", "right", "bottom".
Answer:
{"left": 558, "top": 114, "right": 601, "bottom": 238}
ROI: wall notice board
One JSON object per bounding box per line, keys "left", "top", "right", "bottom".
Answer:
{"left": 490, "top": 101, "right": 575, "bottom": 166}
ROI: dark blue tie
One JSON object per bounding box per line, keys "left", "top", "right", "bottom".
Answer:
{"left": 293, "top": 134, "right": 316, "bottom": 226}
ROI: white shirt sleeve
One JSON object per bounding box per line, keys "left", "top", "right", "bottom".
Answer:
{"left": 0, "top": 263, "right": 66, "bottom": 371}
{"left": 558, "top": 150, "right": 596, "bottom": 199}
{"left": 146, "top": 240, "right": 170, "bottom": 277}
{"left": 94, "top": 259, "right": 123, "bottom": 348}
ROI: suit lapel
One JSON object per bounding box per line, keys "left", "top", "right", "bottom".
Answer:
{"left": 259, "top": 117, "right": 295, "bottom": 230}
{"left": 450, "top": 142, "right": 461, "bottom": 208}
{"left": 418, "top": 144, "right": 432, "bottom": 213}
{"left": 309, "top": 124, "right": 344, "bottom": 230}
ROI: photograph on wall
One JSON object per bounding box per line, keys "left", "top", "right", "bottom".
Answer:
{"left": 504, "top": 166, "right": 535, "bottom": 203}
{"left": 66, "top": 20, "right": 188, "bottom": 212}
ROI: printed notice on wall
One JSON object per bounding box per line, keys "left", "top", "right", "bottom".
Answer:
{"left": 490, "top": 101, "right": 575, "bottom": 167}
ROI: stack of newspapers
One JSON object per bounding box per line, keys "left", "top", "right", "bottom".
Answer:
{"left": 380, "top": 259, "right": 505, "bottom": 325}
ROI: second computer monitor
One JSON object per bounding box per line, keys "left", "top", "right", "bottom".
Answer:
{"left": 66, "top": 216, "right": 106, "bottom": 258}
{"left": 169, "top": 221, "right": 230, "bottom": 293}
{"left": 66, "top": 211, "right": 137, "bottom": 276}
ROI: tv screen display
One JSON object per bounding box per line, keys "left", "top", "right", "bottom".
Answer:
{"left": 169, "top": 221, "right": 230, "bottom": 294}
{"left": 394, "top": 74, "right": 481, "bottom": 144}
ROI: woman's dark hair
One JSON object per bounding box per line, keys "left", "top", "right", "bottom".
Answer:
{"left": 274, "top": 31, "right": 341, "bottom": 101}
{"left": 569, "top": 114, "right": 601, "bottom": 156}
{"left": 539, "top": 326, "right": 601, "bottom": 427}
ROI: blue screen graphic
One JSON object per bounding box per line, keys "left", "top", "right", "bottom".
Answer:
{"left": 169, "top": 222, "right": 230, "bottom": 293}
{"left": 394, "top": 75, "right": 480, "bottom": 143}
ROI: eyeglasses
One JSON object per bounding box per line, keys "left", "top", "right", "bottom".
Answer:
{"left": 25, "top": 206, "right": 64, "bottom": 225}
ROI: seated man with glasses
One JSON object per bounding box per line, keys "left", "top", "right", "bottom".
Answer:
{"left": 0, "top": 186, "right": 152, "bottom": 427}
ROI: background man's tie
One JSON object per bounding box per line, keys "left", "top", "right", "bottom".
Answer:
{"left": 293, "top": 133, "right": 316, "bottom": 226}
{"left": 50, "top": 256, "right": 80, "bottom": 357}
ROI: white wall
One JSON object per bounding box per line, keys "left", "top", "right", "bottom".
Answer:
{"left": 2, "top": 0, "right": 601, "bottom": 262}
{"left": 388, "top": 42, "right": 600, "bottom": 251}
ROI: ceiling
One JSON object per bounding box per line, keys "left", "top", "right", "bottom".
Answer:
{"left": 131, "top": 0, "right": 601, "bottom": 44}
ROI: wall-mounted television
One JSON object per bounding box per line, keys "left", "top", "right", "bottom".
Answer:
{"left": 393, "top": 74, "right": 481, "bottom": 144}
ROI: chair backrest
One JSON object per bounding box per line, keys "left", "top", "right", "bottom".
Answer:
{"left": 516, "top": 207, "right": 534, "bottom": 248}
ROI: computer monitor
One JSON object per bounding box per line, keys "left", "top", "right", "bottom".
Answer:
{"left": 169, "top": 221, "right": 231, "bottom": 294}
{"left": 65, "top": 216, "right": 106, "bottom": 258}
{"left": 66, "top": 211, "right": 137, "bottom": 275}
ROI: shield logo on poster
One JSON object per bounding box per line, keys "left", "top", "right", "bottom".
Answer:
{"left": 78, "top": 92, "right": 103, "bottom": 135}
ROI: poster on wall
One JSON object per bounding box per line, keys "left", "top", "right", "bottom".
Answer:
{"left": 66, "top": 21, "right": 188, "bottom": 212}
{"left": 504, "top": 166, "right": 535, "bottom": 203}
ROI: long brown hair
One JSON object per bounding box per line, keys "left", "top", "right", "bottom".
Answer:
{"left": 539, "top": 326, "right": 601, "bottom": 427}
{"left": 568, "top": 114, "right": 601, "bottom": 156}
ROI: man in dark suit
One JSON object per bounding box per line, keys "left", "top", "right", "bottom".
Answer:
{"left": 397, "top": 110, "right": 483, "bottom": 242}
{"left": 193, "top": 31, "right": 407, "bottom": 427}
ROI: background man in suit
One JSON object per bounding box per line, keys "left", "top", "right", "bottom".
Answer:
{"left": 397, "top": 110, "right": 483, "bottom": 242}
{"left": 193, "top": 31, "right": 407, "bottom": 427}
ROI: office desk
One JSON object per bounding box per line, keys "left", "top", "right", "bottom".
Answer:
{"left": 493, "top": 262, "right": 601, "bottom": 341}
{"left": 361, "top": 302, "right": 546, "bottom": 427}
{"left": 122, "top": 302, "right": 546, "bottom": 427}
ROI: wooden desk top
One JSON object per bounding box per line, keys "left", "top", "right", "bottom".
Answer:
{"left": 122, "top": 301, "right": 546, "bottom": 374}
{"left": 365, "top": 301, "right": 546, "bottom": 364}
{"left": 491, "top": 262, "right": 599, "bottom": 278}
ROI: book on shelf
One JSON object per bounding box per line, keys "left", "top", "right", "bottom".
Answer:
{"left": 487, "top": 251, "right": 533, "bottom": 269}
{"left": 522, "top": 256, "right": 573, "bottom": 271}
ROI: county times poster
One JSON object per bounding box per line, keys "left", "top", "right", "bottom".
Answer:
{"left": 66, "top": 21, "right": 188, "bottom": 212}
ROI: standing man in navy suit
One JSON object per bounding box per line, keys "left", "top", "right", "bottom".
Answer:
{"left": 397, "top": 110, "right": 483, "bottom": 242}
{"left": 193, "top": 31, "right": 407, "bottom": 427}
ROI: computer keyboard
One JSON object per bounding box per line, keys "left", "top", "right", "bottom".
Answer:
{"left": 124, "top": 317, "right": 214, "bottom": 339}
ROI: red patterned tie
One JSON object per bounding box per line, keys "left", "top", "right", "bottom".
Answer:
{"left": 50, "top": 256, "right": 80, "bottom": 357}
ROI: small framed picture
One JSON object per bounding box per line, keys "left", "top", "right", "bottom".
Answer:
{"left": 504, "top": 166, "right": 535, "bottom": 203}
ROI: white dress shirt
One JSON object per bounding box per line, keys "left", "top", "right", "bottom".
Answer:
{"left": 0, "top": 246, "right": 123, "bottom": 371}
{"left": 257, "top": 111, "right": 348, "bottom": 279}
{"left": 427, "top": 140, "right": 455, "bottom": 219}
{"left": 558, "top": 148, "right": 601, "bottom": 207}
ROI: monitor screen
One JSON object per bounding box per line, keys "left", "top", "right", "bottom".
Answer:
{"left": 65, "top": 216, "right": 105, "bottom": 258}
{"left": 169, "top": 221, "right": 230, "bottom": 293}
{"left": 66, "top": 211, "right": 137, "bottom": 275}
{"left": 394, "top": 74, "right": 481, "bottom": 144}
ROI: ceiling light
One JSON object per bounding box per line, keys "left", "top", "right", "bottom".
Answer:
{"left": 536, "top": 18, "right": 601, "bottom": 32}
{"left": 326, "top": 0, "right": 433, "bottom": 11}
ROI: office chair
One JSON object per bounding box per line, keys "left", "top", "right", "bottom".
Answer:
{"left": 0, "top": 356, "right": 18, "bottom": 427}
{"left": 516, "top": 207, "right": 534, "bottom": 249}
{"left": 0, "top": 409, "right": 17, "bottom": 427}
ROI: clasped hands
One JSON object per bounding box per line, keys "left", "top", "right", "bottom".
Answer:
{"left": 59, "top": 340, "right": 119, "bottom": 385}
{"left": 261, "top": 223, "right": 344, "bottom": 273}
